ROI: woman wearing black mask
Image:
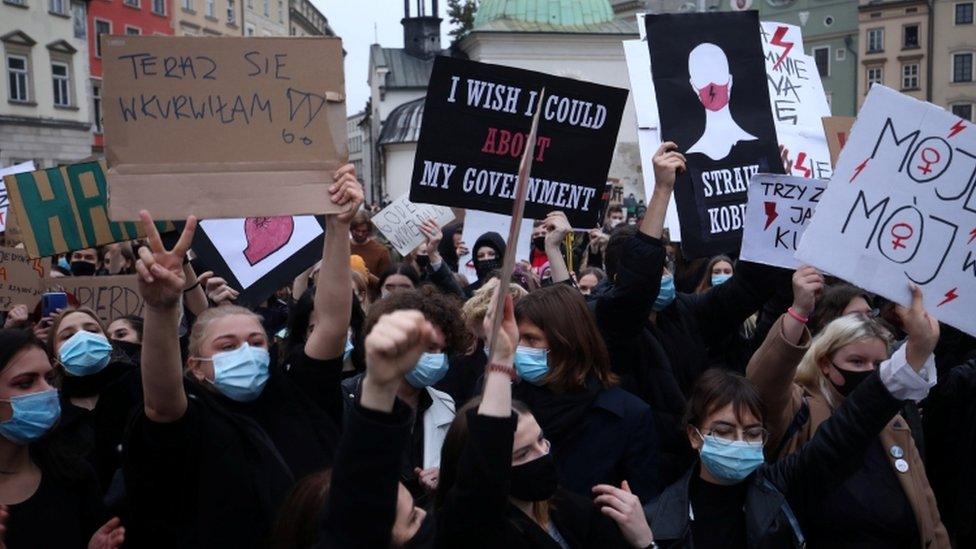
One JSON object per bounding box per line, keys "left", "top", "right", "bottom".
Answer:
{"left": 465, "top": 232, "right": 506, "bottom": 297}
{"left": 435, "top": 295, "right": 653, "bottom": 548}
{"left": 68, "top": 248, "right": 100, "bottom": 277}
{"left": 746, "top": 269, "right": 949, "bottom": 548}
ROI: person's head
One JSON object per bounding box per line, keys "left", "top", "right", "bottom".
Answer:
{"left": 0, "top": 329, "right": 59, "bottom": 445}
{"left": 350, "top": 270, "right": 370, "bottom": 311}
{"left": 472, "top": 232, "right": 506, "bottom": 282}
{"left": 349, "top": 211, "right": 373, "bottom": 244}
{"left": 606, "top": 205, "right": 626, "bottom": 229}
{"left": 796, "top": 314, "right": 892, "bottom": 407}
{"left": 684, "top": 368, "right": 767, "bottom": 484}
{"left": 107, "top": 315, "right": 143, "bottom": 344}
{"left": 577, "top": 267, "right": 606, "bottom": 296}
{"left": 513, "top": 284, "right": 616, "bottom": 392}
{"left": 378, "top": 264, "right": 421, "bottom": 299}
{"left": 809, "top": 283, "right": 874, "bottom": 335}
{"left": 607, "top": 226, "right": 676, "bottom": 311}
{"left": 186, "top": 306, "right": 270, "bottom": 402}
{"left": 695, "top": 255, "right": 734, "bottom": 294}
{"left": 49, "top": 308, "right": 107, "bottom": 358}
{"left": 69, "top": 247, "right": 99, "bottom": 276}
{"left": 688, "top": 42, "right": 732, "bottom": 112}
{"left": 461, "top": 278, "right": 529, "bottom": 341}
{"left": 101, "top": 243, "right": 136, "bottom": 275}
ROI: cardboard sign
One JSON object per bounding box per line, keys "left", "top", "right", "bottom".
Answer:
{"left": 740, "top": 173, "right": 826, "bottom": 269}
{"left": 759, "top": 22, "right": 832, "bottom": 182}
{"left": 102, "top": 36, "right": 347, "bottom": 221}
{"left": 796, "top": 86, "right": 976, "bottom": 336}
{"left": 47, "top": 275, "right": 144, "bottom": 324}
{"left": 0, "top": 162, "right": 35, "bottom": 233}
{"left": 192, "top": 215, "right": 325, "bottom": 306}
{"left": 3, "top": 161, "right": 171, "bottom": 258}
{"left": 0, "top": 247, "right": 50, "bottom": 310}
{"left": 373, "top": 196, "right": 455, "bottom": 256}
{"left": 646, "top": 11, "right": 784, "bottom": 259}
{"left": 823, "top": 116, "right": 855, "bottom": 168}
{"left": 409, "top": 56, "right": 628, "bottom": 228}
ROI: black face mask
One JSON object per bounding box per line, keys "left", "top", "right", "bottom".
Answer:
{"left": 70, "top": 260, "right": 97, "bottom": 277}
{"left": 475, "top": 258, "right": 501, "bottom": 281}
{"left": 830, "top": 363, "right": 874, "bottom": 396}
{"left": 509, "top": 453, "right": 558, "bottom": 502}
{"left": 532, "top": 236, "right": 546, "bottom": 252}
{"left": 416, "top": 255, "right": 431, "bottom": 270}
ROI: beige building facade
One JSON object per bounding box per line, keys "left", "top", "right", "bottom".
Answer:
{"left": 857, "top": 0, "right": 929, "bottom": 110}
{"left": 932, "top": 0, "right": 974, "bottom": 120}
{"left": 243, "top": 0, "right": 288, "bottom": 36}
{"left": 288, "top": 0, "right": 332, "bottom": 36}
{"left": 174, "top": 0, "right": 244, "bottom": 35}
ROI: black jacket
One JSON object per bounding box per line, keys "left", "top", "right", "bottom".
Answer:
{"left": 647, "top": 372, "right": 905, "bottom": 548}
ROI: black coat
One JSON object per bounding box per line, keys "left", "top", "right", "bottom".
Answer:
{"left": 647, "top": 372, "right": 905, "bottom": 548}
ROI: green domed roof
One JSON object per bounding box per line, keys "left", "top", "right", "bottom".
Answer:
{"left": 473, "top": 0, "right": 616, "bottom": 29}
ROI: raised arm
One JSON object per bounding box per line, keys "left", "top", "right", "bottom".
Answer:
{"left": 419, "top": 219, "right": 465, "bottom": 298}
{"left": 134, "top": 211, "right": 197, "bottom": 423}
{"left": 542, "top": 211, "right": 572, "bottom": 284}
{"left": 305, "top": 165, "right": 364, "bottom": 361}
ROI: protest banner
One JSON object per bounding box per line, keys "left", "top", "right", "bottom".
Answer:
{"left": 796, "top": 85, "right": 976, "bottom": 336}
{"left": 740, "top": 173, "right": 826, "bottom": 269}
{"left": 646, "top": 11, "right": 784, "bottom": 258}
{"left": 102, "top": 36, "right": 347, "bottom": 221}
{"left": 823, "top": 116, "right": 855, "bottom": 168}
{"left": 4, "top": 161, "right": 172, "bottom": 258}
{"left": 46, "top": 275, "right": 144, "bottom": 324}
{"left": 0, "top": 247, "right": 50, "bottom": 310}
{"left": 409, "top": 56, "right": 627, "bottom": 229}
{"left": 0, "top": 161, "right": 35, "bottom": 233}
{"left": 373, "top": 196, "right": 455, "bottom": 256}
{"left": 192, "top": 215, "right": 325, "bottom": 306}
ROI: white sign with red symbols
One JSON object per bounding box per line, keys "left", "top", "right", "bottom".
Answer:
{"left": 797, "top": 85, "right": 976, "bottom": 336}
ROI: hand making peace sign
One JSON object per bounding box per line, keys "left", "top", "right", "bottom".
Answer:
{"left": 135, "top": 211, "right": 198, "bottom": 309}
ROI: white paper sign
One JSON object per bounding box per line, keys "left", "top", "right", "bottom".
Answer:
{"left": 0, "top": 161, "right": 36, "bottom": 232}
{"left": 623, "top": 39, "right": 658, "bottom": 130}
{"left": 459, "top": 210, "right": 533, "bottom": 284}
{"left": 740, "top": 173, "right": 826, "bottom": 268}
{"left": 373, "top": 195, "right": 455, "bottom": 256}
{"left": 796, "top": 85, "right": 976, "bottom": 336}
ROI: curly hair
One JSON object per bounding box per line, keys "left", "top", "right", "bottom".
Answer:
{"left": 364, "top": 286, "right": 469, "bottom": 355}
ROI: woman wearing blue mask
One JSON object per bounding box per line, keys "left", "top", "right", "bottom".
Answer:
{"left": 340, "top": 286, "right": 469, "bottom": 502}
{"left": 511, "top": 284, "right": 660, "bottom": 503}
{"left": 123, "top": 165, "right": 362, "bottom": 548}
{"left": 0, "top": 329, "right": 125, "bottom": 548}
{"left": 694, "top": 255, "right": 734, "bottom": 294}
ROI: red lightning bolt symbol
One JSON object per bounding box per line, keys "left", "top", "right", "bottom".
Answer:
{"left": 850, "top": 158, "right": 869, "bottom": 183}
{"left": 763, "top": 201, "right": 779, "bottom": 230}
{"left": 793, "top": 152, "right": 811, "bottom": 178}
{"left": 968, "top": 227, "right": 976, "bottom": 245}
{"left": 938, "top": 287, "right": 959, "bottom": 307}
{"left": 770, "top": 26, "right": 794, "bottom": 71}
{"left": 948, "top": 119, "right": 967, "bottom": 138}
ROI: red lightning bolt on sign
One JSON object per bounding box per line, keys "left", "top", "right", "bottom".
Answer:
{"left": 850, "top": 158, "right": 869, "bottom": 183}
{"left": 948, "top": 119, "right": 967, "bottom": 139}
{"left": 793, "top": 152, "right": 812, "bottom": 178}
{"left": 938, "top": 287, "right": 959, "bottom": 307}
{"left": 968, "top": 227, "right": 976, "bottom": 245}
{"left": 837, "top": 132, "right": 847, "bottom": 148}
{"left": 763, "top": 201, "right": 779, "bottom": 230}
{"left": 770, "top": 26, "right": 794, "bottom": 71}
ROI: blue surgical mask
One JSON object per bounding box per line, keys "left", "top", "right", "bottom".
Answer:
{"left": 0, "top": 389, "right": 61, "bottom": 444}
{"left": 654, "top": 275, "right": 676, "bottom": 311}
{"left": 711, "top": 274, "right": 732, "bottom": 287}
{"left": 199, "top": 343, "right": 270, "bottom": 402}
{"left": 405, "top": 353, "right": 448, "bottom": 389}
{"left": 698, "top": 432, "right": 764, "bottom": 483}
{"left": 514, "top": 346, "right": 549, "bottom": 385}
{"left": 59, "top": 331, "right": 113, "bottom": 377}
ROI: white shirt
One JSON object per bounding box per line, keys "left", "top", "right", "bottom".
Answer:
{"left": 879, "top": 344, "right": 936, "bottom": 401}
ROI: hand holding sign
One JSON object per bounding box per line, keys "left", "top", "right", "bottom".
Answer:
{"left": 418, "top": 219, "right": 443, "bottom": 258}
{"left": 543, "top": 211, "right": 571, "bottom": 248}
{"left": 136, "top": 211, "right": 198, "bottom": 308}
{"left": 652, "top": 142, "right": 686, "bottom": 193}
{"left": 897, "top": 284, "right": 940, "bottom": 370}
{"left": 329, "top": 164, "right": 364, "bottom": 225}
{"left": 790, "top": 266, "right": 823, "bottom": 318}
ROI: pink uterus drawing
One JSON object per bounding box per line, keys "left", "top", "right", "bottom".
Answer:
{"left": 243, "top": 216, "right": 295, "bottom": 266}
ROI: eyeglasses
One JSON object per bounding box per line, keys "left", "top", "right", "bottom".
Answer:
{"left": 699, "top": 424, "right": 769, "bottom": 446}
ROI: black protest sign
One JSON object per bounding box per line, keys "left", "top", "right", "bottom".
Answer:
{"left": 646, "top": 11, "right": 783, "bottom": 258}
{"left": 410, "top": 56, "right": 628, "bottom": 228}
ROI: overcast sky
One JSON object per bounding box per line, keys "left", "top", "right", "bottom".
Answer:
{"left": 312, "top": 0, "right": 456, "bottom": 115}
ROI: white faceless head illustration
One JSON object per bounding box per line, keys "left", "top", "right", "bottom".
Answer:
{"left": 686, "top": 43, "right": 758, "bottom": 161}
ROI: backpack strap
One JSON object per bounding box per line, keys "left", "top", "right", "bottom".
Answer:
{"left": 774, "top": 398, "right": 810, "bottom": 458}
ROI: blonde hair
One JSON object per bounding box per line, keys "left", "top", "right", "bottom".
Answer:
{"left": 461, "top": 278, "right": 529, "bottom": 335}
{"left": 795, "top": 313, "right": 892, "bottom": 408}
{"left": 187, "top": 305, "right": 264, "bottom": 359}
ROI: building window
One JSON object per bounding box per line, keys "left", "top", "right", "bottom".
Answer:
{"left": 901, "top": 63, "right": 919, "bottom": 89}
{"left": 263, "top": 0, "right": 268, "bottom": 16}
{"left": 867, "top": 66, "right": 883, "bottom": 89}
{"left": 245, "top": 24, "right": 255, "bottom": 35}
{"left": 227, "top": 0, "right": 236, "bottom": 23}
{"left": 903, "top": 24, "right": 919, "bottom": 49}
{"left": 51, "top": 62, "right": 70, "bottom": 107}
{"left": 836, "top": 48, "right": 846, "bottom": 61}
{"left": 125, "top": 26, "right": 141, "bottom": 35}
{"left": 956, "top": 2, "right": 974, "bottom": 24}
{"left": 954, "top": 52, "right": 974, "bottom": 82}
{"left": 92, "top": 82, "right": 102, "bottom": 133}
{"left": 72, "top": 1, "right": 87, "bottom": 38}
{"left": 182, "top": 0, "right": 192, "bottom": 10}
{"left": 6, "top": 55, "right": 29, "bottom": 103}
{"left": 812, "top": 46, "right": 830, "bottom": 77}
{"left": 49, "top": 0, "right": 67, "bottom": 15}
{"left": 277, "top": 0, "right": 282, "bottom": 22}
{"left": 205, "top": 0, "right": 214, "bottom": 17}
{"left": 867, "top": 28, "right": 884, "bottom": 53}
{"left": 123, "top": 0, "right": 139, "bottom": 7}
{"left": 152, "top": 0, "right": 165, "bottom": 14}
{"left": 95, "top": 19, "right": 111, "bottom": 58}
{"left": 5, "top": 0, "right": 26, "bottom": 5}
{"left": 952, "top": 103, "right": 973, "bottom": 121}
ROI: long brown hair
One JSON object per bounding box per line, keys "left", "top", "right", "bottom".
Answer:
{"left": 270, "top": 470, "right": 332, "bottom": 549}
{"left": 514, "top": 284, "right": 616, "bottom": 392}
{"left": 695, "top": 255, "right": 734, "bottom": 294}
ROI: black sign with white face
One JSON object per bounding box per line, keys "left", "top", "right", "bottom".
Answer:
{"left": 646, "top": 11, "right": 783, "bottom": 258}
{"left": 409, "top": 56, "right": 628, "bottom": 228}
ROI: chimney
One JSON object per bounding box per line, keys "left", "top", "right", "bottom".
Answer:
{"left": 403, "top": 0, "right": 442, "bottom": 59}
